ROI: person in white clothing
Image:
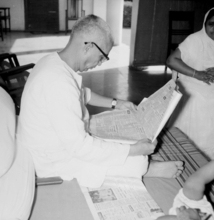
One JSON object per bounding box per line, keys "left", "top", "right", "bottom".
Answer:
{"left": 17, "top": 15, "right": 183, "bottom": 188}
{"left": 167, "top": 8, "right": 214, "bottom": 159}
{"left": 157, "top": 161, "right": 214, "bottom": 220}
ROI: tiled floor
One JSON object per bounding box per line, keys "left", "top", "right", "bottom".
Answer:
{"left": 0, "top": 30, "right": 131, "bottom": 72}
{"left": 0, "top": 29, "right": 170, "bottom": 74}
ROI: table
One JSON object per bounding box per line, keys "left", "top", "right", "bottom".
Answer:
{"left": 0, "top": 7, "right": 11, "bottom": 34}
{"left": 30, "top": 179, "right": 94, "bottom": 220}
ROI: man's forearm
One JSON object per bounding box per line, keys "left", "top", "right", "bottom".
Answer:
{"left": 88, "top": 91, "right": 113, "bottom": 108}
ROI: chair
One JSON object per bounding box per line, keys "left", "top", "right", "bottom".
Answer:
{"left": 0, "top": 53, "right": 35, "bottom": 114}
{"left": 165, "top": 11, "right": 194, "bottom": 71}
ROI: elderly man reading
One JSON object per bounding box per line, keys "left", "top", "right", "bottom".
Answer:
{"left": 17, "top": 15, "right": 183, "bottom": 188}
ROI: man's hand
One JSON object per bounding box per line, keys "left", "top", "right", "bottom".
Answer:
{"left": 129, "top": 139, "right": 157, "bottom": 156}
{"left": 116, "top": 100, "right": 137, "bottom": 111}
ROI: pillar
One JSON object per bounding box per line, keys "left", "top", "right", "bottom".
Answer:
{"left": 106, "top": 0, "right": 123, "bottom": 46}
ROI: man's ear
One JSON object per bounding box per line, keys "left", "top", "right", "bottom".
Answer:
{"left": 84, "top": 42, "right": 93, "bottom": 53}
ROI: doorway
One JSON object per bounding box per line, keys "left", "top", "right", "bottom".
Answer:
{"left": 24, "top": 0, "right": 59, "bottom": 33}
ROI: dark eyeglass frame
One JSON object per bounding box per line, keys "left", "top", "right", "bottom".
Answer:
{"left": 84, "top": 42, "right": 109, "bottom": 61}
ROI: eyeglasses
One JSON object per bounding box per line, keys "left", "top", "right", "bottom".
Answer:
{"left": 84, "top": 42, "right": 109, "bottom": 61}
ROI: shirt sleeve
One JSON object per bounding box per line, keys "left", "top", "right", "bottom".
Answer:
{"left": 84, "top": 87, "right": 91, "bottom": 104}
{"left": 169, "top": 189, "right": 214, "bottom": 218}
{"left": 44, "top": 79, "right": 130, "bottom": 168}
{"left": 178, "top": 33, "right": 203, "bottom": 69}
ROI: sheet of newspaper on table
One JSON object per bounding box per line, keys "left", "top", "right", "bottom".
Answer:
{"left": 89, "top": 79, "right": 182, "bottom": 143}
{"left": 81, "top": 176, "right": 164, "bottom": 220}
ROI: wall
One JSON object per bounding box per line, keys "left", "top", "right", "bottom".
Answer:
{"left": 59, "top": 0, "right": 67, "bottom": 31}
{"left": 129, "top": 0, "right": 139, "bottom": 66}
{"left": 93, "top": 0, "right": 107, "bottom": 20}
{"left": 67, "top": 0, "right": 123, "bottom": 45}
{"left": 0, "top": 0, "right": 25, "bottom": 30}
{"left": 83, "top": 0, "right": 93, "bottom": 15}
{"left": 130, "top": 0, "right": 214, "bottom": 67}
{"left": 0, "top": 0, "right": 123, "bottom": 46}
{"left": 0, "top": 0, "right": 94, "bottom": 31}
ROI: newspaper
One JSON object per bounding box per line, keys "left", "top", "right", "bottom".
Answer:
{"left": 81, "top": 176, "right": 164, "bottom": 220}
{"left": 89, "top": 79, "right": 182, "bottom": 143}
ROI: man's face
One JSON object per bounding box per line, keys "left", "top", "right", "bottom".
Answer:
{"left": 80, "top": 41, "right": 112, "bottom": 72}
{"left": 205, "top": 16, "right": 214, "bottom": 41}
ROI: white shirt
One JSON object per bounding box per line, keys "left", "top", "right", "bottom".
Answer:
{"left": 169, "top": 189, "right": 214, "bottom": 220}
{"left": 17, "top": 52, "right": 131, "bottom": 187}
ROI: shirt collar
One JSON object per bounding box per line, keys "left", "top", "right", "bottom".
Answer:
{"left": 56, "top": 52, "right": 83, "bottom": 88}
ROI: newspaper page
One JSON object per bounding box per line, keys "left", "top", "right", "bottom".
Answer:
{"left": 89, "top": 79, "right": 182, "bottom": 143}
{"left": 81, "top": 176, "right": 164, "bottom": 220}
{"left": 153, "top": 89, "right": 182, "bottom": 140}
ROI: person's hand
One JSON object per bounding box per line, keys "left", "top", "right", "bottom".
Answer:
{"left": 206, "top": 67, "right": 214, "bottom": 74}
{"left": 115, "top": 100, "right": 137, "bottom": 111}
{"left": 194, "top": 70, "right": 214, "bottom": 85}
{"left": 176, "top": 206, "right": 206, "bottom": 220}
{"left": 129, "top": 139, "right": 157, "bottom": 156}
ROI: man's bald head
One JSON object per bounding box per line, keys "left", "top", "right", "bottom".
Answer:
{"left": 69, "top": 14, "right": 114, "bottom": 46}
{"left": 59, "top": 15, "right": 114, "bottom": 72}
